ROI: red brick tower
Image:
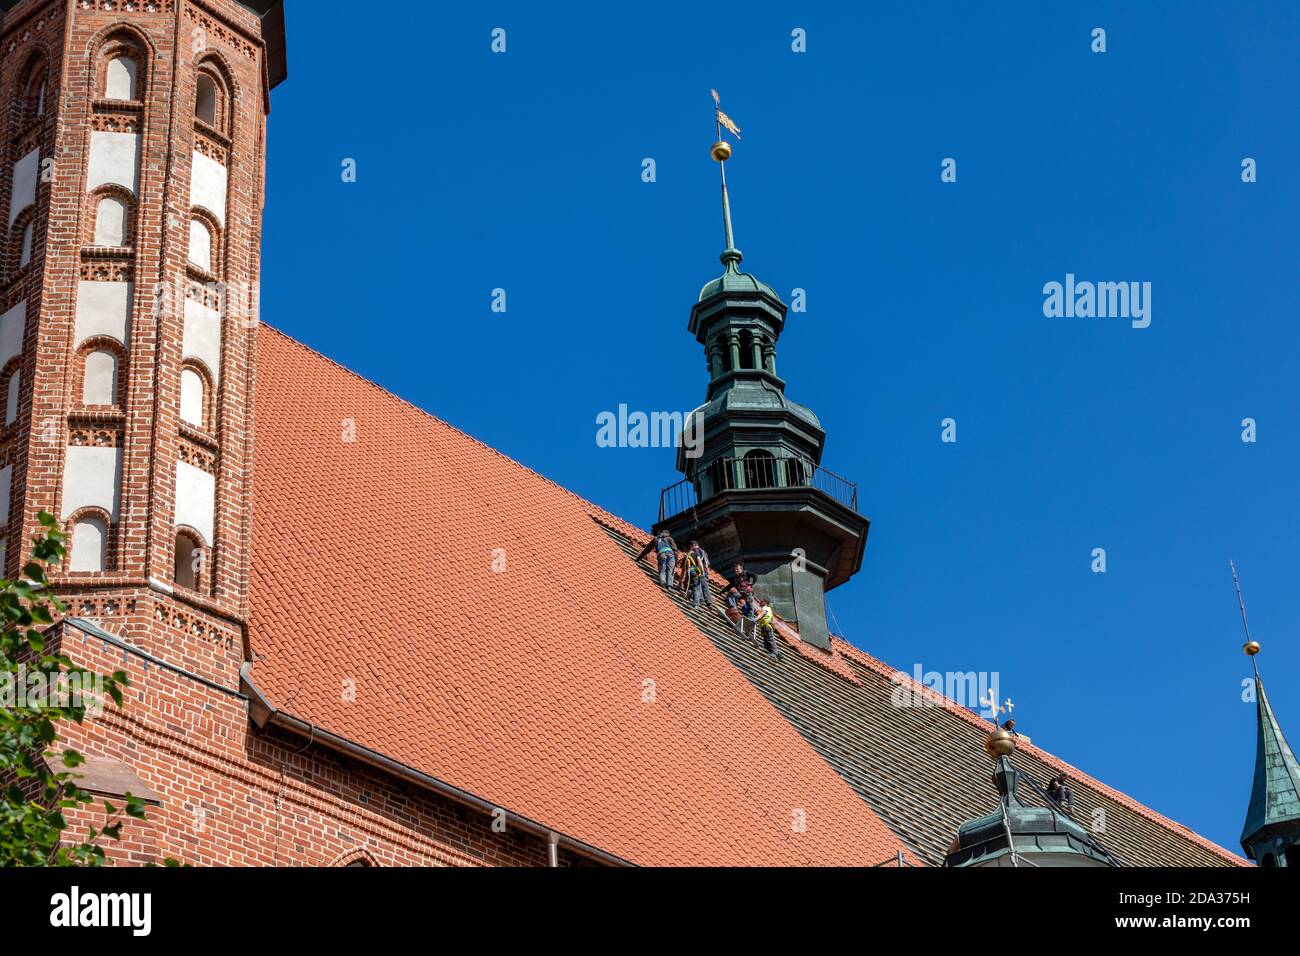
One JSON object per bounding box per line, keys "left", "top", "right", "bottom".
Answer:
{"left": 0, "top": 0, "right": 284, "bottom": 688}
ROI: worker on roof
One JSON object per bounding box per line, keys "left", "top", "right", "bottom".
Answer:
{"left": 755, "top": 598, "right": 781, "bottom": 659}
{"left": 688, "top": 540, "right": 713, "bottom": 608}
{"left": 723, "top": 562, "right": 756, "bottom": 608}
{"left": 683, "top": 547, "right": 706, "bottom": 608}
{"left": 737, "top": 592, "right": 757, "bottom": 638}
{"left": 647, "top": 530, "right": 678, "bottom": 589}
{"left": 722, "top": 562, "right": 757, "bottom": 634}
{"left": 1047, "top": 774, "right": 1076, "bottom": 813}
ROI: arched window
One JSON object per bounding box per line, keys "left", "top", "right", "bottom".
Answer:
{"left": 743, "top": 449, "right": 777, "bottom": 489}
{"left": 1, "top": 360, "right": 20, "bottom": 426}
{"left": 17, "top": 54, "right": 47, "bottom": 124}
{"left": 98, "top": 34, "right": 145, "bottom": 105}
{"left": 82, "top": 350, "right": 118, "bottom": 406}
{"left": 1261, "top": 852, "right": 1277, "bottom": 867}
{"left": 738, "top": 330, "right": 756, "bottom": 370}
{"left": 174, "top": 530, "right": 203, "bottom": 590}
{"left": 179, "top": 364, "right": 207, "bottom": 428}
{"left": 104, "top": 54, "right": 138, "bottom": 100}
{"left": 94, "top": 194, "right": 128, "bottom": 246}
{"left": 188, "top": 217, "right": 212, "bottom": 272}
{"left": 10, "top": 208, "right": 36, "bottom": 272}
{"left": 332, "top": 849, "right": 379, "bottom": 867}
{"left": 70, "top": 514, "right": 108, "bottom": 572}
{"left": 715, "top": 334, "right": 732, "bottom": 373}
{"left": 194, "top": 65, "right": 230, "bottom": 133}
{"left": 195, "top": 73, "right": 218, "bottom": 126}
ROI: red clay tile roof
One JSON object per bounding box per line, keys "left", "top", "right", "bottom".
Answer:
{"left": 245, "top": 325, "right": 914, "bottom": 866}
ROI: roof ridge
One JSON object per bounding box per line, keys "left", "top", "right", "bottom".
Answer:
{"left": 829, "top": 637, "right": 1244, "bottom": 865}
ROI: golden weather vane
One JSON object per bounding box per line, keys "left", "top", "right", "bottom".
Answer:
{"left": 711, "top": 89, "right": 741, "bottom": 148}
{"left": 709, "top": 90, "right": 743, "bottom": 259}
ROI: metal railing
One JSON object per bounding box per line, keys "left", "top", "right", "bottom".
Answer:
{"left": 658, "top": 454, "right": 859, "bottom": 522}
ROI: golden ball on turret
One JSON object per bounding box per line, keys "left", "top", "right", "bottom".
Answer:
{"left": 710, "top": 140, "right": 732, "bottom": 162}
{"left": 1244, "top": 640, "right": 1261, "bottom": 656}
{"left": 984, "top": 728, "right": 1017, "bottom": 759}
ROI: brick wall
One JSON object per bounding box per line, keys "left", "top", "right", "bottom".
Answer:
{"left": 0, "top": 2, "right": 581, "bottom": 867}
{"left": 3, "top": 0, "right": 262, "bottom": 624}
{"left": 53, "top": 622, "right": 580, "bottom": 866}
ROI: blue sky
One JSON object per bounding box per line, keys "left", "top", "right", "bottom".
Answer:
{"left": 260, "top": 1, "right": 1299, "bottom": 856}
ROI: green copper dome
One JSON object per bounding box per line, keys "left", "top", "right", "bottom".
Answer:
{"left": 945, "top": 757, "right": 1117, "bottom": 867}
{"left": 698, "top": 251, "right": 780, "bottom": 304}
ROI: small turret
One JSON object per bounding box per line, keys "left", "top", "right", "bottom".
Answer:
{"left": 1230, "top": 562, "right": 1300, "bottom": 866}
{"left": 653, "top": 92, "right": 868, "bottom": 651}
{"left": 945, "top": 729, "right": 1117, "bottom": 867}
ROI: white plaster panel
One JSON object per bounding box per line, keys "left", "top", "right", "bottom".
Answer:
{"left": 9, "top": 147, "right": 38, "bottom": 226}
{"left": 69, "top": 517, "right": 107, "bottom": 572}
{"left": 0, "top": 301, "right": 25, "bottom": 368}
{"left": 179, "top": 368, "right": 204, "bottom": 426}
{"left": 183, "top": 297, "right": 221, "bottom": 384}
{"left": 105, "top": 57, "right": 137, "bottom": 101}
{"left": 188, "top": 218, "right": 211, "bottom": 271}
{"left": 82, "top": 350, "right": 117, "bottom": 405}
{"left": 175, "top": 460, "right": 215, "bottom": 545}
{"left": 0, "top": 464, "right": 10, "bottom": 524}
{"left": 190, "top": 151, "right": 226, "bottom": 224}
{"left": 87, "top": 131, "right": 140, "bottom": 194}
{"left": 94, "top": 196, "right": 128, "bottom": 246}
{"left": 74, "top": 281, "right": 132, "bottom": 348}
{"left": 60, "top": 446, "right": 122, "bottom": 521}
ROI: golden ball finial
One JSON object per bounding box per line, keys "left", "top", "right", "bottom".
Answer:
{"left": 1244, "top": 640, "right": 1261, "bottom": 656}
{"left": 710, "top": 140, "right": 732, "bottom": 162}
{"left": 984, "top": 728, "right": 1017, "bottom": 760}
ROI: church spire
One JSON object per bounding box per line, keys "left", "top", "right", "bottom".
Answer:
{"left": 1233, "top": 564, "right": 1300, "bottom": 866}
{"left": 652, "top": 94, "right": 869, "bottom": 652}
{"left": 710, "top": 90, "right": 742, "bottom": 270}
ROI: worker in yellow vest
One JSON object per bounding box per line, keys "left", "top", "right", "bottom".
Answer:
{"left": 755, "top": 598, "right": 781, "bottom": 659}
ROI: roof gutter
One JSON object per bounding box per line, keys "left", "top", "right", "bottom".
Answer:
{"left": 239, "top": 664, "right": 632, "bottom": 868}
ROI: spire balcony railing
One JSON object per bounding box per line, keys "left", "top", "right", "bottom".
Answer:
{"left": 658, "top": 454, "right": 859, "bottom": 523}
